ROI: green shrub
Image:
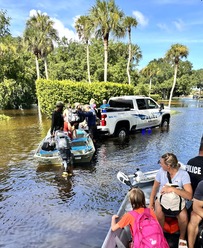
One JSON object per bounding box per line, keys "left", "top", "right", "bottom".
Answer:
{"left": 36, "top": 79, "right": 135, "bottom": 117}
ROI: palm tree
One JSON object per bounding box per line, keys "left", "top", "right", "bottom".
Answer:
{"left": 75, "top": 15, "right": 92, "bottom": 83}
{"left": 141, "top": 61, "right": 159, "bottom": 96}
{"left": 89, "top": 0, "right": 124, "bottom": 82}
{"left": 123, "top": 16, "right": 137, "bottom": 85}
{"left": 23, "top": 11, "right": 59, "bottom": 79}
{"left": 165, "top": 44, "right": 189, "bottom": 107}
{"left": 23, "top": 11, "right": 59, "bottom": 118}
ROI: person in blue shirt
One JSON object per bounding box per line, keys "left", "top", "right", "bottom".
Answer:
{"left": 100, "top": 99, "right": 110, "bottom": 108}
{"left": 79, "top": 105, "right": 97, "bottom": 142}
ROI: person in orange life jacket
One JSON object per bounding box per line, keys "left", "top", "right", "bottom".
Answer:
{"left": 111, "top": 188, "right": 166, "bottom": 247}
{"left": 188, "top": 180, "right": 203, "bottom": 248}
{"left": 149, "top": 153, "right": 192, "bottom": 248}
{"left": 63, "top": 103, "right": 73, "bottom": 139}
{"left": 186, "top": 136, "right": 203, "bottom": 193}
{"left": 50, "top": 101, "right": 64, "bottom": 136}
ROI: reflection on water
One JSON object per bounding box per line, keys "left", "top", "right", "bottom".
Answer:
{"left": 0, "top": 100, "right": 203, "bottom": 247}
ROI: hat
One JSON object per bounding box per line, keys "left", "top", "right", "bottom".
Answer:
{"left": 74, "top": 102, "right": 80, "bottom": 108}
{"left": 89, "top": 98, "right": 95, "bottom": 105}
{"left": 84, "top": 104, "right": 90, "bottom": 111}
{"left": 56, "top": 101, "right": 64, "bottom": 107}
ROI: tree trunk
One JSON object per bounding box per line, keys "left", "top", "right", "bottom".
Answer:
{"left": 35, "top": 56, "right": 40, "bottom": 79}
{"left": 35, "top": 56, "right": 42, "bottom": 122}
{"left": 86, "top": 42, "right": 91, "bottom": 83}
{"left": 104, "top": 38, "right": 108, "bottom": 82}
{"left": 168, "top": 64, "right": 178, "bottom": 108}
{"left": 44, "top": 56, "right": 49, "bottom": 80}
{"left": 127, "top": 30, "right": 131, "bottom": 85}
{"left": 149, "top": 78, "right": 152, "bottom": 96}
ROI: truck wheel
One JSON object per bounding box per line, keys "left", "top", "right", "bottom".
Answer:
{"left": 160, "top": 117, "right": 169, "bottom": 127}
{"left": 115, "top": 127, "right": 129, "bottom": 138}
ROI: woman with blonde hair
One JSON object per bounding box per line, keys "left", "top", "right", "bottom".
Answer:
{"left": 149, "top": 153, "right": 193, "bottom": 248}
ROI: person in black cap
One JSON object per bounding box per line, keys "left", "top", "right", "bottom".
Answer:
{"left": 50, "top": 101, "right": 64, "bottom": 136}
{"left": 186, "top": 136, "right": 203, "bottom": 193}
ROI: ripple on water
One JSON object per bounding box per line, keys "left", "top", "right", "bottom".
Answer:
{"left": 0, "top": 106, "right": 203, "bottom": 247}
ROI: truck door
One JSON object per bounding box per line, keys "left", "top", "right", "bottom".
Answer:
{"left": 145, "top": 98, "right": 162, "bottom": 127}
{"left": 135, "top": 98, "right": 160, "bottom": 129}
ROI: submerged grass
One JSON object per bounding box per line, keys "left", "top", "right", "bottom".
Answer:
{"left": 171, "top": 110, "right": 181, "bottom": 115}
{"left": 0, "top": 114, "right": 10, "bottom": 120}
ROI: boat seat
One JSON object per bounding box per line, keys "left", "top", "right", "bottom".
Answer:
{"left": 115, "top": 236, "right": 125, "bottom": 248}
{"left": 115, "top": 227, "right": 131, "bottom": 248}
{"left": 72, "top": 137, "right": 88, "bottom": 142}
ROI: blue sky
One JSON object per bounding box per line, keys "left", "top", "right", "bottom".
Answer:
{"left": 2, "top": 0, "right": 203, "bottom": 70}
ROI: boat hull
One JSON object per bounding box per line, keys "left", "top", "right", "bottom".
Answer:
{"left": 102, "top": 180, "right": 154, "bottom": 248}
{"left": 101, "top": 170, "right": 203, "bottom": 248}
{"left": 34, "top": 129, "right": 95, "bottom": 165}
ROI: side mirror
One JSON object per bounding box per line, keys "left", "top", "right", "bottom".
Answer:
{"left": 159, "top": 103, "right": 164, "bottom": 111}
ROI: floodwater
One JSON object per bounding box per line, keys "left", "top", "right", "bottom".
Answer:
{"left": 0, "top": 99, "right": 203, "bottom": 248}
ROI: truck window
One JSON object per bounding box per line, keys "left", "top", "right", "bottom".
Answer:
{"left": 146, "top": 99, "right": 159, "bottom": 109}
{"left": 136, "top": 99, "right": 147, "bottom": 110}
{"left": 109, "top": 99, "right": 133, "bottom": 109}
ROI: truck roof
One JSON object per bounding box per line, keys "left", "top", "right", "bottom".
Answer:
{"left": 109, "top": 95, "right": 150, "bottom": 100}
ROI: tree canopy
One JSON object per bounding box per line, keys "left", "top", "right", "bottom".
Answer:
{"left": 0, "top": 4, "right": 202, "bottom": 110}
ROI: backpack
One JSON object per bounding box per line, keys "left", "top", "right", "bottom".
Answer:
{"left": 158, "top": 172, "right": 185, "bottom": 216}
{"left": 68, "top": 109, "right": 80, "bottom": 124}
{"left": 158, "top": 188, "right": 185, "bottom": 216}
{"left": 129, "top": 208, "right": 169, "bottom": 248}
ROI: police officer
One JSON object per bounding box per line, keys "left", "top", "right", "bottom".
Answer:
{"left": 186, "top": 136, "right": 203, "bottom": 193}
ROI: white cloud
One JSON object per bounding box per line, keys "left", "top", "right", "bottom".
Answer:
{"left": 29, "top": 9, "right": 47, "bottom": 17}
{"left": 132, "top": 11, "right": 148, "bottom": 27}
{"left": 29, "top": 9, "right": 78, "bottom": 40}
{"left": 53, "top": 18, "right": 78, "bottom": 40}
{"left": 157, "top": 23, "right": 170, "bottom": 32}
{"left": 173, "top": 18, "right": 185, "bottom": 31}
{"left": 72, "top": 15, "right": 80, "bottom": 28}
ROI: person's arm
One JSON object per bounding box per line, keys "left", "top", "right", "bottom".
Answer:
{"left": 50, "top": 112, "right": 55, "bottom": 135}
{"left": 149, "top": 180, "right": 160, "bottom": 209}
{"left": 111, "top": 215, "right": 120, "bottom": 231}
{"left": 85, "top": 111, "right": 93, "bottom": 117}
{"left": 78, "top": 110, "right": 93, "bottom": 117}
{"left": 193, "top": 199, "right": 203, "bottom": 218}
{"left": 161, "top": 183, "right": 193, "bottom": 200}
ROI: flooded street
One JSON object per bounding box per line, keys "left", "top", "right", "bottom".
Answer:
{"left": 0, "top": 99, "right": 203, "bottom": 248}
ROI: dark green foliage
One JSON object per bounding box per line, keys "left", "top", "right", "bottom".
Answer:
{"left": 0, "top": 9, "right": 10, "bottom": 38}
{"left": 36, "top": 79, "right": 135, "bottom": 116}
{"left": 0, "top": 36, "right": 36, "bottom": 109}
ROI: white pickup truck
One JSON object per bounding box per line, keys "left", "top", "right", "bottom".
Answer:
{"left": 97, "top": 95, "right": 171, "bottom": 138}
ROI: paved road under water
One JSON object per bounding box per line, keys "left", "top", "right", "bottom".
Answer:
{"left": 0, "top": 99, "right": 203, "bottom": 248}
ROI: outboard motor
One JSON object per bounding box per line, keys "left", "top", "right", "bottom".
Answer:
{"left": 55, "top": 131, "right": 72, "bottom": 173}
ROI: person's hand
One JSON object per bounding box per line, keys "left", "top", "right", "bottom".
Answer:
{"left": 112, "top": 215, "right": 119, "bottom": 220}
{"left": 149, "top": 204, "right": 154, "bottom": 210}
{"left": 161, "top": 185, "right": 173, "bottom": 194}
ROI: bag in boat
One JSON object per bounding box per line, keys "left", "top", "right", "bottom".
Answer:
{"left": 158, "top": 184, "right": 186, "bottom": 216}
{"left": 41, "top": 138, "right": 56, "bottom": 151}
{"left": 68, "top": 109, "right": 81, "bottom": 124}
{"left": 130, "top": 208, "right": 169, "bottom": 248}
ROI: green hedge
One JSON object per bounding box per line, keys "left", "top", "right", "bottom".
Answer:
{"left": 36, "top": 79, "right": 137, "bottom": 117}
